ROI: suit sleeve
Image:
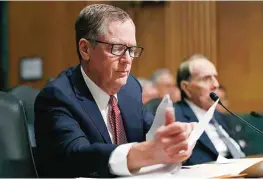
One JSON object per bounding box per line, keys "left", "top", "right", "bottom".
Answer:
{"left": 142, "top": 106, "right": 154, "bottom": 134}
{"left": 34, "top": 87, "right": 118, "bottom": 178}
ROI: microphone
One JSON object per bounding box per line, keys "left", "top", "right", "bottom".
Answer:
{"left": 209, "top": 92, "right": 263, "bottom": 136}
{"left": 250, "top": 111, "right": 263, "bottom": 118}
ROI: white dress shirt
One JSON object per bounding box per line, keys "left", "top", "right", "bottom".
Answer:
{"left": 185, "top": 99, "right": 229, "bottom": 158}
{"left": 81, "top": 66, "right": 135, "bottom": 176}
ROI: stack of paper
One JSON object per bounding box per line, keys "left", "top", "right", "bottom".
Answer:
{"left": 117, "top": 158, "right": 263, "bottom": 178}
{"left": 177, "top": 158, "right": 263, "bottom": 178}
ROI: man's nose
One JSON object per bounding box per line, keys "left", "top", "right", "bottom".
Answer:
{"left": 211, "top": 76, "right": 219, "bottom": 88}
{"left": 120, "top": 50, "right": 133, "bottom": 64}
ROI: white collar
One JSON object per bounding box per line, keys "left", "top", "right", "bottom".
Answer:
{"left": 80, "top": 66, "right": 118, "bottom": 110}
{"left": 185, "top": 99, "right": 207, "bottom": 122}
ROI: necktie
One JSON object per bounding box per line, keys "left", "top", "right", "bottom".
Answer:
{"left": 211, "top": 118, "right": 245, "bottom": 158}
{"left": 108, "top": 96, "right": 127, "bottom": 144}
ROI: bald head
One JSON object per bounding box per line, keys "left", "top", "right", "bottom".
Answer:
{"left": 189, "top": 56, "right": 217, "bottom": 79}
{"left": 177, "top": 54, "right": 219, "bottom": 110}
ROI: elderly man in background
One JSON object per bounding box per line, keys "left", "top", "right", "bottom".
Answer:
{"left": 137, "top": 78, "right": 159, "bottom": 104}
{"left": 174, "top": 54, "right": 245, "bottom": 165}
{"left": 151, "top": 68, "right": 181, "bottom": 102}
{"left": 152, "top": 69, "right": 175, "bottom": 98}
{"left": 144, "top": 69, "right": 181, "bottom": 113}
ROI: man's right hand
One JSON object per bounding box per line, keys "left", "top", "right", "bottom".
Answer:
{"left": 150, "top": 107, "right": 196, "bottom": 164}
{"left": 127, "top": 108, "right": 196, "bottom": 172}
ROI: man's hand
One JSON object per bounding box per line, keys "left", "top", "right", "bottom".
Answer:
{"left": 150, "top": 107, "right": 196, "bottom": 164}
{"left": 127, "top": 107, "right": 196, "bottom": 171}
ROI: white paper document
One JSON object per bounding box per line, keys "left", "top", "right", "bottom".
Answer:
{"left": 145, "top": 94, "right": 181, "bottom": 175}
{"left": 117, "top": 158, "right": 263, "bottom": 178}
{"left": 177, "top": 157, "right": 263, "bottom": 178}
{"left": 188, "top": 99, "right": 219, "bottom": 146}
{"left": 146, "top": 94, "right": 173, "bottom": 141}
{"left": 80, "top": 158, "right": 263, "bottom": 178}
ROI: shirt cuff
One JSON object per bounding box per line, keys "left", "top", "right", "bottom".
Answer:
{"left": 109, "top": 142, "right": 138, "bottom": 176}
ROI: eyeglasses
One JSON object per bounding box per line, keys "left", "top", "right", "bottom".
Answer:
{"left": 87, "top": 39, "right": 144, "bottom": 58}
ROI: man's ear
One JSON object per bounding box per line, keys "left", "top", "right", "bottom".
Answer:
{"left": 181, "top": 80, "right": 191, "bottom": 98}
{"left": 79, "top": 38, "right": 92, "bottom": 61}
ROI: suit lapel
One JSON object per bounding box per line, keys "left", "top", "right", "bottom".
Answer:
{"left": 117, "top": 82, "right": 144, "bottom": 143}
{"left": 70, "top": 65, "right": 112, "bottom": 144}
{"left": 180, "top": 101, "right": 218, "bottom": 156}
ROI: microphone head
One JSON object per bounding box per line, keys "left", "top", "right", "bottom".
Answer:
{"left": 209, "top": 92, "right": 219, "bottom": 102}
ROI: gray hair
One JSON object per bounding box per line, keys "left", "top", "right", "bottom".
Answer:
{"left": 176, "top": 54, "right": 208, "bottom": 99}
{"left": 151, "top": 68, "right": 171, "bottom": 84}
{"left": 137, "top": 78, "right": 154, "bottom": 88}
{"left": 75, "top": 4, "right": 133, "bottom": 61}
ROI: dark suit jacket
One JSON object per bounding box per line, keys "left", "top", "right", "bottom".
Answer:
{"left": 34, "top": 65, "right": 154, "bottom": 178}
{"left": 174, "top": 100, "right": 232, "bottom": 165}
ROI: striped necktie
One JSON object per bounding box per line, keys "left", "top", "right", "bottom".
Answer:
{"left": 108, "top": 96, "right": 127, "bottom": 144}
{"left": 211, "top": 118, "right": 245, "bottom": 158}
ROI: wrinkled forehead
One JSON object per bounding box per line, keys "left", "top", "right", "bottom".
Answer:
{"left": 189, "top": 59, "right": 217, "bottom": 77}
{"left": 100, "top": 20, "right": 136, "bottom": 46}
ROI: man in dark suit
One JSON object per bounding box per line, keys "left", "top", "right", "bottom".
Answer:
{"left": 34, "top": 4, "right": 196, "bottom": 178}
{"left": 174, "top": 54, "right": 245, "bottom": 166}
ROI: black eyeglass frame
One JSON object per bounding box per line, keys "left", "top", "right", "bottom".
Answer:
{"left": 86, "top": 38, "right": 144, "bottom": 58}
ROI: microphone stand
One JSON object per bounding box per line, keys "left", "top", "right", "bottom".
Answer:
{"left": 220, "top": 103, "right": 263, "bottom": 136}
{"left": 210, "top": 92, "right": 263, "bottom": 137}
